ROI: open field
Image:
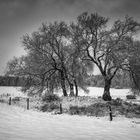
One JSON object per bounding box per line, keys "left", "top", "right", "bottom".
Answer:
{"left": 0, "top": 103, "right": 140, "bottom": 140}
{"left": 1, "top": 86, "right": 140, "bottom": 139}
{"left": 0, "top": 86, "right": 131, "bottom": 99}
{"left": 1, "top": 86, "right": 140, "bottom": 116}
{"left": 0, "top": 86, "right": 27, "bottom": 97}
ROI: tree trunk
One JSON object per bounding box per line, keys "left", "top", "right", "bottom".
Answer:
{"left": 102, "top": 78, "right": 112, "bottom": 101}
{"left": 49, "top": 84, "right": 54, "bottom": 94}
{"left": 60, "top": 71, "right": 67, "bottom": 96}
{"left": 62, "top": 67, "right": 74, "bottom": 96}
{"left": 39, "top": 76, "right": 45, "bottom": 97}
{"left": 74, "top": 79, "right": 78, "bottom": 97}
{"left": 69, "top": 83, "right": 74, "bottom": 96}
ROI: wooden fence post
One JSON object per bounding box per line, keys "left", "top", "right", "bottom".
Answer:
{"left": 9, "top": 97, "right": 11, "bottom": 105}
{"left": 27, "top": 98, "right": 29, "bottom": 110}
{"left": 109, "top": 105, "right": 113, "bottom": 121}
{"left": 60, "top": 103, "right": 62, "bottom": 114}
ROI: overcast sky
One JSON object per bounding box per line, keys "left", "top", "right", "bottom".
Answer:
{"left": 0, "top": 0, "right": 140, "bottom": 75}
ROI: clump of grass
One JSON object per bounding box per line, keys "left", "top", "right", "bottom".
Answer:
{"left": 61, "top": 96, "right": 102, "bottom": 110}
{"left": 0, "top": 98, "right": 5, "bottom": 103}
{"left": 126, "top": 95, "right": 136, "bottom": 99}
{"left": 68, "top": 99, "right": 140, "bottom": 118}
{"left": 40, "top": 92, "right": 61, "bottom": 112}
{"left": 40, "top": 102, "right": 60, "bottom": 112}
{"left": 42, "top": 92, "right": 61, "bottom": 103}
{"left": 108, "top": 98, "right": 122, "bottom": 106}
{"left": 69, "top": 102, "right": 108, "bottom": 117}
{"left": 12, "top": 97, "right": 20, "bottom": 102}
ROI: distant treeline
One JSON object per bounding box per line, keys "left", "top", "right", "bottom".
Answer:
{"left": 0, "top": 72, "right": 131, "bottom": 88}
{"left": 0, "top": 76, "right": 26, "bottom": 86}
{"left": 87, "top": 72, "right": 131, "bottom": 89}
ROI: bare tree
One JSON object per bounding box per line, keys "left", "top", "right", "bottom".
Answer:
{"left": 129, "top": 41, "right": 140, "bottom": 92}
{"left": 7, "top": 22, "right": 74, "bottom": 96}
{"left": 71, "top": 12, "right": 140, "bottom": 100}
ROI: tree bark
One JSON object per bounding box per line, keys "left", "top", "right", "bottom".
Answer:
{"left": 60, "top": 71, "right": 67, "bottom": 96}
{"left": 69, "top": 83, "right": 74, "bottom": 96}
{"left": 102, "top": 78, "right": 112, "bottom": 101}
{"left": 49, "top": 84, "right": 54, "bottom": 94}
{"left": 39, "top": 75, "right": 45, "bottom": 96}
{"left": 74, "top": 79, "right": 78, "bottom": 97}
{"left": 62, "top": 67, "right": 74, "bottom": 96}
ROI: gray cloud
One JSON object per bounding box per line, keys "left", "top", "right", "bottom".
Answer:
{"left": 1, "top": 0, "right": 139, "bottom": 24}
{"left": 0, "top": 0, "right": 140, "bottom": 74}
{"left": 39, "top": 0, "right": 140, "bottom": 20}
{"left": 117, "top": 0, "right": 140, "bottom": 16}
{"left": 0, "top": 0, "right": 38, "bottom": 20}
{"left": 98, "top": 0, "right": 140, "bottom": 18}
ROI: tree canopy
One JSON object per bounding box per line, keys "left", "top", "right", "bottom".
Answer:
{"left": 6, "top": 12, "right": 140, "bottom": 99}
{"left": 70, "top": 12, "right": 140, "bottom": 100}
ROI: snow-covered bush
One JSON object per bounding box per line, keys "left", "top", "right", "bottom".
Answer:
{"left": 40, "top": 102, "right": 60, "bottom": 112}
{"left": 42, "top": 92, "right": 60, "bottom": 102}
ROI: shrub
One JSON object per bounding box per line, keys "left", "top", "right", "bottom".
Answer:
{"left": 40, "top": 102, "right": 59, "bottom": 112}
{"left": 0, "top": 98, "right": 5, "bottom": 103}
{"left": 98, "top": 96, "right": 102, "bottom": 99}
{"left": 108, "top": 98, "right": 122, "bottom": 106}
{"left": 12, "top": 97, "right": 20, "bottom": 102}
{"left": 42, "top": 93, "right": 60, "bottom": 102}
{"left": 69, "top": 106, "right": 87, "bottom": 115}
{"left": 69, "top": 103, "right": 108, "bottom": 116}
{"left": 126, "top": 95, "right": 136, "bottom": 99}
{"left": 69, "top": 106, "right": 80, "bottom": 115}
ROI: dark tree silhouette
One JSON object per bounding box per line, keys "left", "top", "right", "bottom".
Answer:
{"left": 71, "top": 12, "right": 140, "bottom": 100}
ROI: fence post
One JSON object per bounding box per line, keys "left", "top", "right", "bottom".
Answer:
{"left": 9, "top": 97, "right": 11, "bottom": 105}
{"left": 109, "top": 105, "right": 113, "bottom": 121}
{"left": 27, "top": 98, "right": 29, "bottom": 110}
{"left": 60, "top": 103, "right": 62, "bottom": 114}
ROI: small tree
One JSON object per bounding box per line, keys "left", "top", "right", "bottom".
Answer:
{"left": 72, "top": 12, "right": 140, "bottom": 100}
{"left": 16, "top": 22, "right": 70, "bottom": 96}
{"left": 6, "top": 21, "right": 91, "bottom": 97}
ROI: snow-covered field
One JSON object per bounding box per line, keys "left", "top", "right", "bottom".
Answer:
{"left": 77, "top": 87, "right": 131, "bottom": 99}
{"left": 1, "top": 86, "right": 140, "bottom": 140}
{"left": 0, "top": 103, "right": 140, "bottom": 140}
{"left": 0, "top": 86, "right": 131, "bottom": 99}
{"left": 0, "top": 86, "right": 26, "bottom": 97}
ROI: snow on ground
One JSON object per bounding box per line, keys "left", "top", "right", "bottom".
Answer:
{"left": 0, "top": 86, "right": 131, "bottom": 99}
{"left": 0, "top": 87, "right": 139, "bottom": 140}
{"left": 76, "top": 87, "right": 131, "bottom": 99}
{"left": 0, "top": 86, "right": 26, "bottom": 97}
{"left": 0, "top": 103, "right": 140, "bottom": 140}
